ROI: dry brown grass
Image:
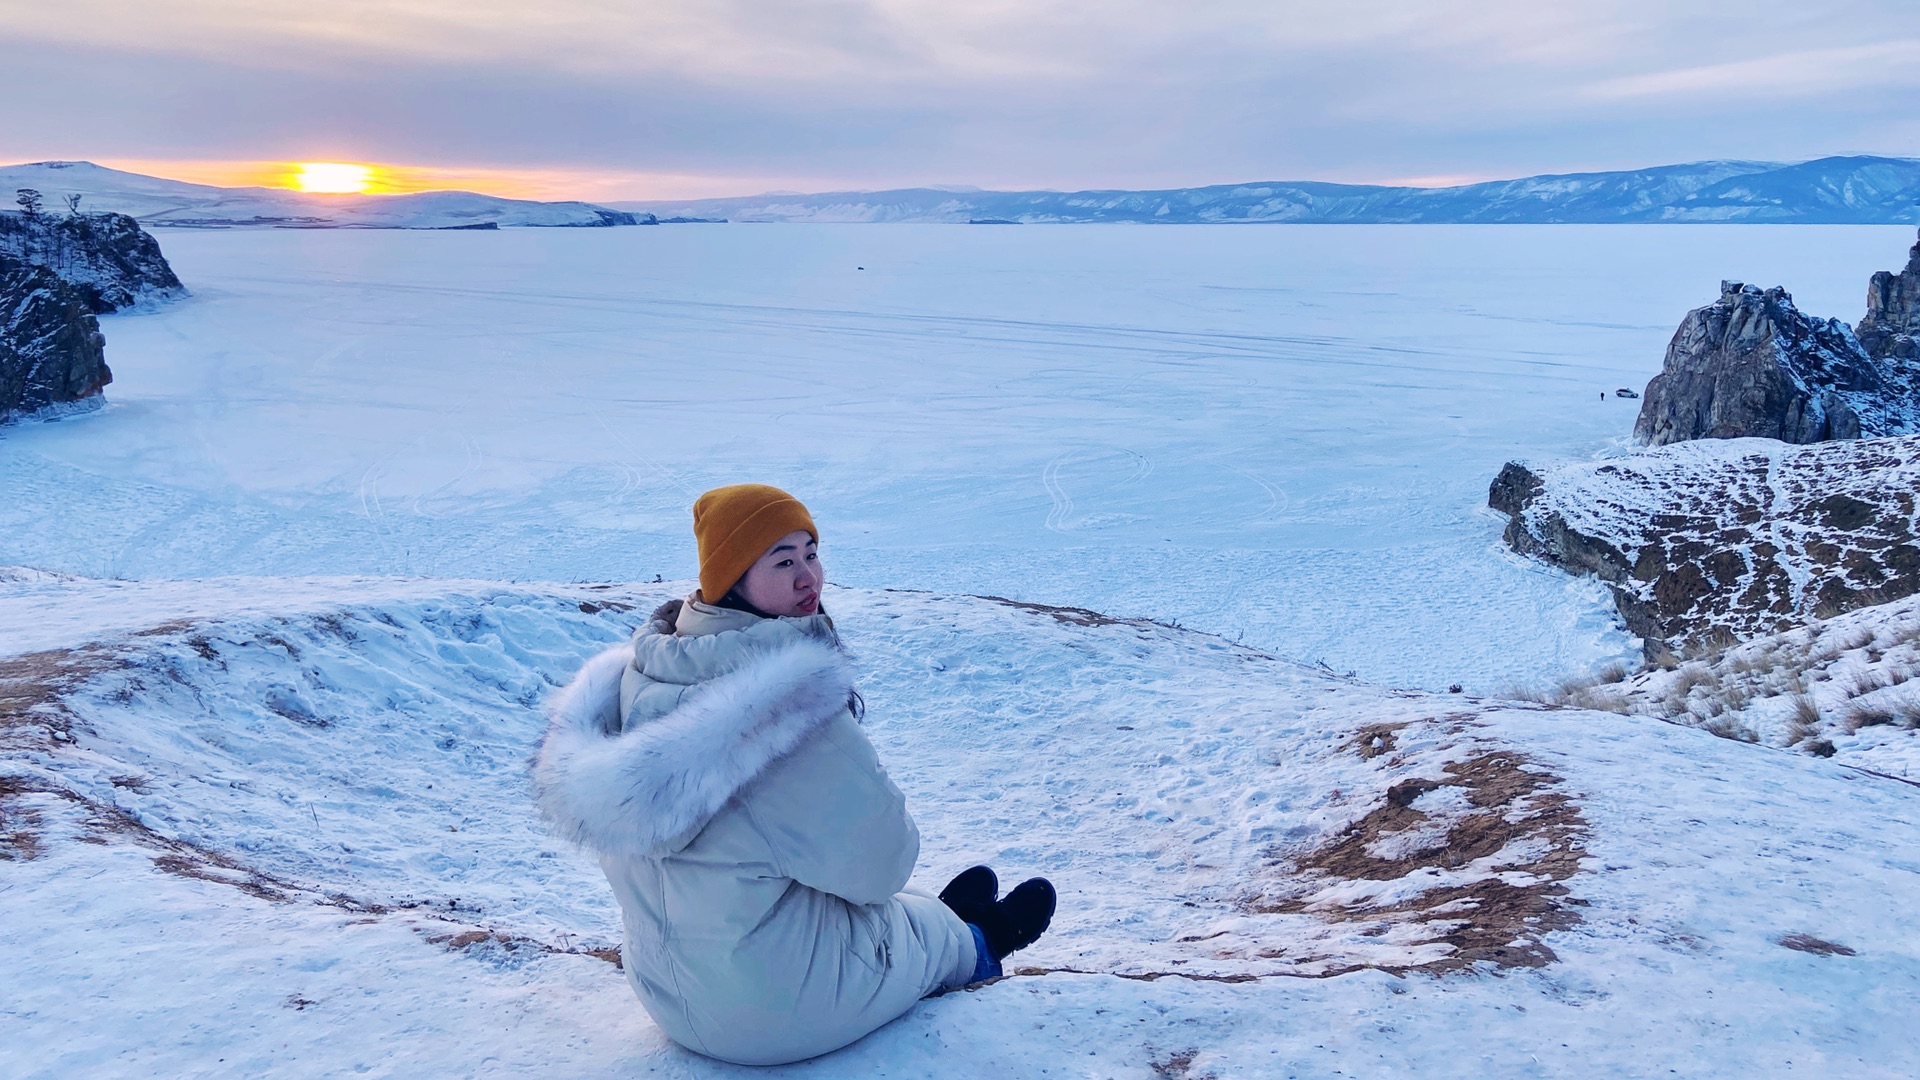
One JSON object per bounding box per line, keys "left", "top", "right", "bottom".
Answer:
{"left": 1703, "top": 716, "right": 1760, "bottom": 743}
{"left": 1720, "top": 683, "right": 1754, "bottom": 713}
{"left": 1253, "top": 750, "right": 1587, "bottom": 974}
{"left": 1843, "top": 702, "right": 1899, "bottom": 733}
{"left": 1785, "top": 695, "right": 1823, "bottom": 745}
{"left": 1843, "top": 670, "right": 1892, "bottom": 699}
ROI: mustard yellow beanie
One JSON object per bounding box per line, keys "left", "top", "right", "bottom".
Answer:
{"left": 692, "top": 484, "right": 818, "bottom": 603}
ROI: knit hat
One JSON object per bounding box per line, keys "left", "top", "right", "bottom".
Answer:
{"left": 692, "top": 484, "right": 819, "bottom": 603}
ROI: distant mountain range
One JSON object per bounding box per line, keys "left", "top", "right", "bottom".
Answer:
{"left": 0, "top": 161, "right": 650, "bottom": 229}
{"left": 617, "top": 156, "right": 1920, "bottom": 224}
{"left": 7, "top": 156, "right": 1916, "bottom": 228}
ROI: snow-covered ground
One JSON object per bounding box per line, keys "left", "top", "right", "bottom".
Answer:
{"left": 4, "top": 575, "right": 1917, "bottom": 1077}
{"left": 1540, "top": 593, "right": 1920, "bottom": 778}
{"left": 6, "top": 225, "right": 1920, "bottom": 1076}
{"left": 4, "top": 224, "right": 1912, "bottom": 691}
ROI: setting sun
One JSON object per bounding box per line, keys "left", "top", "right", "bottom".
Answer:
{"left": 293, "top": 162, "right": 374, "bottom": 194}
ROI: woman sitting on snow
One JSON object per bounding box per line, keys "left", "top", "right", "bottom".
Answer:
{"left": 534, "top": 484, "right": 1056, "bottom": 1065}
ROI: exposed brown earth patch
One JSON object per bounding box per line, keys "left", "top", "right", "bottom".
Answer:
{"left": 1252, "top": 749, "right": 1588, "bottom": 973}
{"left": 426, "top": 928, "right": 622, "bottom": 967}
{"left": 1778, "top": 933, "right": 1856, "bottom": 957}
{"left": 978, "top": 595, "right": 1134, "bottom": 628}
{"left": 0, "top": 646, "right": 121, "bottom": 750}
{"left": 1347, "top": 723, "right": 1406, "bottom": 760}
{"left": 0, "top": 774, "right": 46, "bottom": 860}
{"left": 1150, "top": 1049, "right": 1213, "bottom": 1079}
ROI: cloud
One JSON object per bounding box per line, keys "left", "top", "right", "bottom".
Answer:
{"left": 3, "top": 1, "right": 1917, "bottom": 196}
{"left": 1584, "top": 39, "right": 1920, "bottom": 102}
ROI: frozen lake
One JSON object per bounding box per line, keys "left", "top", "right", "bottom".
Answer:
{"left": 2, "top": 224, "right": 1909, "bottom": 690}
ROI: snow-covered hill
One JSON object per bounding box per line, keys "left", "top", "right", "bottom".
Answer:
{"left": 1532, "top": 591, "right": 1920, "bottom": 777}
{"left": 623, "top": 156, "right": 1920, "bottom": 225}
{"left": 5, "top": 574, "right": 1917, "bottom": 1076}
{"left": 0, "top": 162, "right": 648, "bottom": 229}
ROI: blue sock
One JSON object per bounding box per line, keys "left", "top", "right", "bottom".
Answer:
{"left": 967, "top": 923, "right": 1003, "bottom": 982}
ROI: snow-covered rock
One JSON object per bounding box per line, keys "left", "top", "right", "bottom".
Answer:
{"left": 0, "top": 161, "right": 651, "bottom": 230}
{"left": 0, "top": 259, "right": 110, "bottom": 422}
{"left": 4, "top": 576, "right": 1919, "bottom": 1075}
{"left": 1859, "top": 227, "right": 1920, "bottom": 363}
{"left": 1633, "top": 281, "right": 1917, "bottom": 445}
{"left": 1491, "top": 435, "right": 1920, "bottom": 655}
{"left": 0, "top": 209, "right": 186, "bottom": 312}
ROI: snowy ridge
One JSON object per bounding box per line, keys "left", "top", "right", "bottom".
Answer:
{"left": 1499, "top": 435, "right": 1920, "bottom": 650}
{"left": 0, "top": 162, "right": 648, "bottom": 230}
{"left": 624, "top": 156, "right": 1920, "bottom": 225}
{"left": 6, "top": 575, "right": 1920, "bottom": 1074}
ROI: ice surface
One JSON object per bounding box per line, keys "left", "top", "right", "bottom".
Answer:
{"left": 5, "top": 224, "right": 1911, "bottom": 692}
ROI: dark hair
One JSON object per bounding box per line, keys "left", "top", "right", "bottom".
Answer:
{"left": 715, "top": 587, "right": 778, "bottom": 620}
{"left": 717, "top": 588, "right": 864, "bottom": 720}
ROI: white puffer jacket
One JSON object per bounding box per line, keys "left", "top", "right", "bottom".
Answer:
{"left": 533, "top": 597, "right": 976, "bottom": 1066}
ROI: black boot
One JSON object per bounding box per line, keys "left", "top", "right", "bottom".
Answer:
{"left": 938, "top": 865, "right": 998, "bottom": 923}
{"left": 976, "top": 877, "right": 1056, "bottom": 960}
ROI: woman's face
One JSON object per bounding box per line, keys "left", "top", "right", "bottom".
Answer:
{"left": 735, "top": 529, "right": 823, "bottom": 617}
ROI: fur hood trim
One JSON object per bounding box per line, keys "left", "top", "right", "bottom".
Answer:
{"left": 532, "top": 637, "right": 853, "bottom": 857}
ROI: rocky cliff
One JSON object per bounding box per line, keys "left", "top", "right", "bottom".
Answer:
{"left": 0, "top": 257, "right": 111, "bottom": 421}
{"left": 1858, "top": 227, "right": 1920, "bottom": 364}
{"left": 0, "top": 210, "right": 185, "bottom": 313}
{"left": 1632, "top": 281, "right": 1917, "bottom": 445}
{"left": 1490, "top": 436, "right": 1920, "bottom": 657}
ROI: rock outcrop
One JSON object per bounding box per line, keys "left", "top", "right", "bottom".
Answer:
{"left": 1633, "top": 281, "right": 1917, "bottom": 446}
{"left": 1858, "top": 227, "right": 1920, "bottom": 363}
{"left": 1490, "top": 436, "right": 1920, "bottom": 657}
{"left": 0, "top": 210, "right": 185, "bottom": 313}
{"left": 0, "top": 258, "right": 111, "bottom": 421}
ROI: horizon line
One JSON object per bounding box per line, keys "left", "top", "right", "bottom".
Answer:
{"left": 3, "top": 152, "right": 1915, "bottom": 207}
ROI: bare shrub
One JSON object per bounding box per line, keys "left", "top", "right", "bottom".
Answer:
{"left": 1844, "top": 702, "right": 1899, "bottom": 733}
{"left": 1594, "top": 663, "right": 1629, "bottom": 685}
{"left": 1560, "top": 683, "right": 1633, "bottom": 714}
{"left": 1672, "top": 665, "right": 1715, "bottom": 696}
{"left": 1703, "top": 716, "right": 1759, "bottom": 743}
{"left": 1720, "top": 683, "right": 1754, "bottom": 713}
{"left": 1681, "top": 634, "right": 1734, "bottom": 664}
{"left": 1785, "top": 695, "right": 1823, "bottom": 745}
{"left": 1843, "top": 670, "right": 1892, "bottom": 699}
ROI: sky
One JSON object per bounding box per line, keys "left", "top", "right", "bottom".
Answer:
{"left": 4, "top": 0, "right": 1919, "bottom": 201}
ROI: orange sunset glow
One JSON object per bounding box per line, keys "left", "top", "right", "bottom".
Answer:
{"left": 292, "top": 162, "right": 374, "bottom": 194}
{"left": 96, "top": 158, "right": 795, "bottom": 203}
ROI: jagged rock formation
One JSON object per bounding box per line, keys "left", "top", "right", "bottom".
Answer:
{"left": 1859, "top": 227, "right": 1920, "bottom": 363}
{"left": 0, "top": 258, "right": 111, "bottom": 421}
{"left": 1633, "top": 281, "right": 1918, "bottom": 445}
{"left": 1490, "top": 436, "right": 1920, "bottom": 657}
{"left": 0, "top": 211, "right": 185, "bottom": 313}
